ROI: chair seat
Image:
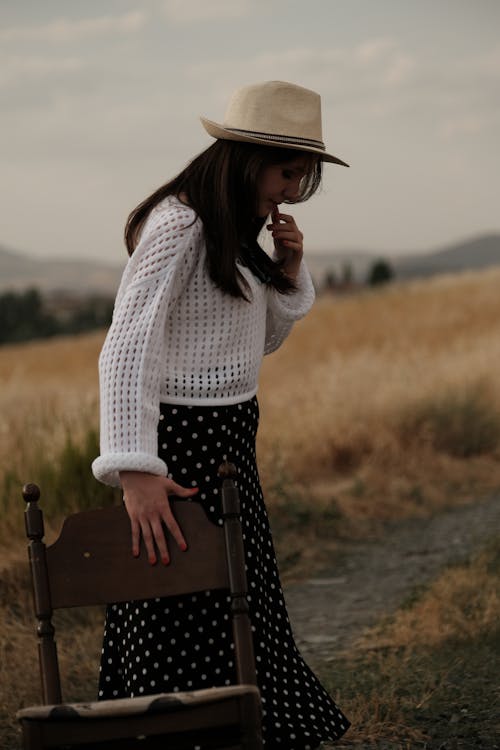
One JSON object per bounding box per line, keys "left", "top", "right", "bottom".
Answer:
{"left": 17, "top": 684, "right": 260, "bottom": 722}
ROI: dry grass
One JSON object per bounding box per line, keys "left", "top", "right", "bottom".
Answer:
{"left": 2, "top": 267, "right": 500, "bottom": 561}
{"left": 322, "top": 536, "right": 500, "bottom": 746}
{"left": 0, "top": 558, "right": 103, "bottom": 749}
{"left": 0, "top": 331, "right": 102, "bottom": 493}
{"left": 259, "top": 267, "right": 500, "bottom": 525}
{"left": 3, "top": 267, "right": 500, "bottom": 534}
{"left": 0, "top": 331, "right": 105, "bottom": 545}
{"left": 356, "top": 537, "right": 500, "bottom": 653}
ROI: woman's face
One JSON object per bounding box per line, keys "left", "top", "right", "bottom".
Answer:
{"left": 255, "top": 156, "right": 311, "bottom": 217}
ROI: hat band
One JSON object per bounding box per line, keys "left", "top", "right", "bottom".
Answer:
{"left": 224, "top": 126, "right": 326, "bottom": 151}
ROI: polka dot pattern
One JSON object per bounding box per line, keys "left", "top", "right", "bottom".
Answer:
{"left": 98, "top": 398, "right": 350, "bottom": 748}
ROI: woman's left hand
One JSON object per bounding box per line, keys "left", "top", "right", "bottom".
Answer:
{"left": 267, "top": 204, "right": 303, "bottom": 282}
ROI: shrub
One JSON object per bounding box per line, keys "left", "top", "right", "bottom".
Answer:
{"left": 400, "top": 385, "right": 500, "bottom": 458}
{"left": 367, "top": 259, "right": 394, "bottom": 286}
{"left": 0, "top": 288, "right": 59, "bottom": 344}
{"left": 2, "top": 428, "right": 120, "bottom": 523}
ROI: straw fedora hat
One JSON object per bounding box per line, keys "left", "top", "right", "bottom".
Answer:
{"left": 201, "top": 80, "right": 349, "bottom": 167}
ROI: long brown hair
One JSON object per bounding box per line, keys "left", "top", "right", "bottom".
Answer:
{"left": 124, "top": 140, "right": 322, "bottom": 299}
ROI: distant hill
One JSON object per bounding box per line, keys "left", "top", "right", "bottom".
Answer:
{"left": 308, "top": 233, "right": 500, "bottom": 285}
{"left": 392, "top": 234, "right": 500, "bottom": 279}
{"left": 0, "top": 245, "right": 124, "bottom": 294}
{"left": 1, "top": 234, "right": 499, "bottom": 293}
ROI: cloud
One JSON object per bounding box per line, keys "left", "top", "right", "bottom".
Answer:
{"left": 354, "top": 37, "right": 395, "bottom": 64}
{"left": 439, "top": 113, "right": 496, "bottom": 140}
{"left": 187, "top": 37, "right": 417, "bottom": 85}
{"left": 0, "top": 55, "right": 86, "bottom": 87}
{"left": 163, "top": 0, "right": 252, "bottom": 23}
{"left": 187, "top": 35, "right": 500, "bottom": 140}
{"left": 187, "top": 38, "right": 418, "bottom": 111}
{"left": 473, "top": 44, "right": 500, "bottom": 77}
{"left": 0, "top": 11, "right": 147, "bottom": 44}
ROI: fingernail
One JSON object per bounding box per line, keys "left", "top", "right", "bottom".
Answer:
{"left": 162, "top": 556, "right": 170, "bottom": 565}
{"left": 149, "top": 556, "right": 157, "bottom": 565}
{"left": 181, "top": 542, "right": 188, "bottom": 552}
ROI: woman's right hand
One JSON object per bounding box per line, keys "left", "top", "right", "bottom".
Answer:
{"left": 119, "top": 471, "right": 199, "bottom": 565}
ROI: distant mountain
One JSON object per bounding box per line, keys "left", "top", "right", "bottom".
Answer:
{"left": 1, "top": 233, "right": 499, "bottom": 293}
{"left": 0, "top": 245, "right": 124, "bottom": 294}
{"left": 307, "top": 233, "right": 500, "bottom": 285}
{"left": 392, "top": 234, "right": 500, "bottom": 279}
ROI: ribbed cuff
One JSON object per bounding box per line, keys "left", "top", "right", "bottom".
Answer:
{"left": 92, "top": 453, "right": 168, "bottom": 488}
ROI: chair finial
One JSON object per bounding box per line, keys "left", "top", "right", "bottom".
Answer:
{"left": 22, "top": 483, "right": 41, "bottom": 504}
{"left": 218, "top": 461, "right": 237, "bottom": 479}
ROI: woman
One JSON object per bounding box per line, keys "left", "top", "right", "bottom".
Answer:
{"left": 92, "top": 80, "right": 350, "bottom": 748}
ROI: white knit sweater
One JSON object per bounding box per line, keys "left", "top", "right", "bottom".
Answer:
{"left": 92, "top": 195, "right": 315, "bottom": 487}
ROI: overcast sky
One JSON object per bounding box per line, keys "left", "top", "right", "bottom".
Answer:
{"left": 1, "top": 0, "right": 499, "bottom": 265}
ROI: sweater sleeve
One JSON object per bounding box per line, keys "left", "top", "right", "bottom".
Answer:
{"left": 92, "top": 202, "right": 202, "bottom": 487}
{"left": 264, "top": 259, "right": 316, "bottom": 355}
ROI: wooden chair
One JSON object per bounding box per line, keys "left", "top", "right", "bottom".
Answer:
{"left": 17, "top": 463, "right": 262, "bottom": 750}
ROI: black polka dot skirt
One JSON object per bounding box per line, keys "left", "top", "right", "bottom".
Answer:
{"left": 98, "top": 397, "right": 350, "bottom": 748}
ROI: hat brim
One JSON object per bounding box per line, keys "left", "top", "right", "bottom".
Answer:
{"left": 200, "top": 117, "right": 349, "bottom": 167}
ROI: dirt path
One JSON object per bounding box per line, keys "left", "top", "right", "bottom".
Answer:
{"left": 284, "top": 493, "right": 500, "bottom": 668}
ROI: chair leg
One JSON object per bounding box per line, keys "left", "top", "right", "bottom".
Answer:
{"left": 238, "top": 692, "right": 263, "bottom": 750}
{"left": 21, "top": 721, "right": 44, "bottom": 750}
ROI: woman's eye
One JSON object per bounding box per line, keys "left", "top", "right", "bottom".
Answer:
{"left": 282, "top": 170, "right": 293, "bottom": 179}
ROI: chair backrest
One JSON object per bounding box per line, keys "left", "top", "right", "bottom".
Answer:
{"left": 46, "top": 502, "right": 228, "bottom": 607}
{"left": 22, "top": 464, "right": 257, "bottom": 705}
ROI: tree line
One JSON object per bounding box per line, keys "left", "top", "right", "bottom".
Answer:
{"left": 2, "top": 259, "right": 395, "bottom": 345}
{"left": 322, "top": 258, "right": 394, "bottom": 293}
{"left": 0, "top": 288, "right": 114, "bottom": 345}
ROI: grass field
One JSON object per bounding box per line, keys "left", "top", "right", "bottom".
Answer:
{"left": 3, "top": 266, "right": 500, "bottom": 543}
{"left": 2, "top": 266, "right": 500, "bottom": 747}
